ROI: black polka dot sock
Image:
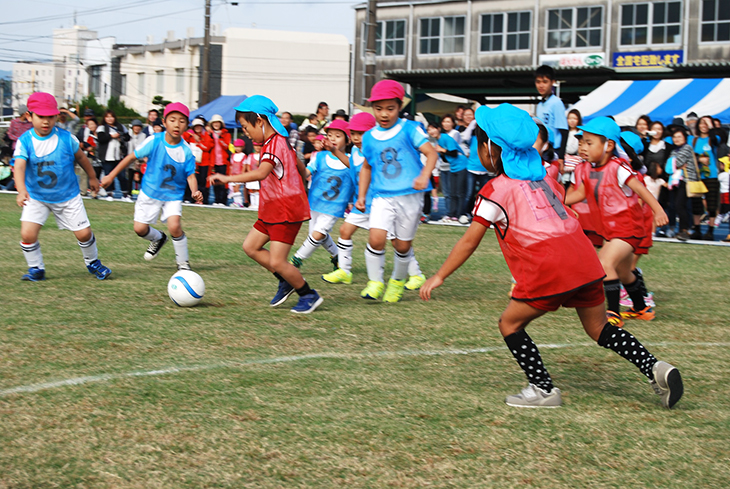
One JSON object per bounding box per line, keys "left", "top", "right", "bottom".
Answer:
{"left": 597, "top": 323, "right": 657, "bottom": 380}
{"left": 504, "top": 330, "right": 553, "bottom": 392}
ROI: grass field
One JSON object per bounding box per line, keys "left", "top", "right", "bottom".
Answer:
{"left": 1, "top": 193, "right": 729, "bottom": 488}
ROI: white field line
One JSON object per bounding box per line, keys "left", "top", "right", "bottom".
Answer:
{"left": 2, "top": 342, "right": 729, "bottom": 397}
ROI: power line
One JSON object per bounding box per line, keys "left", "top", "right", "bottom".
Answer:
{"left": 0, "top": 0, "right": 172, "bottom": 26}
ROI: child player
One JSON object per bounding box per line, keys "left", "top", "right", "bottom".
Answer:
{"left": 208, "top": 95, "right": 322, "bottom": 314}
{"left": 322, "top": 112, "right": 427, "bottom": 290}
{"left": 356, "top": 80, "right": 438, "bottom": 302}
{"left": 565, "top": 117, "right": 667, "bottom": 325}
{"left": 14, "top": 92, "right": 112, "bottom": 281}
{"left": 420, "top": 104, "right": 683, "bottom": 409}
{"left": 289, "top": 120, "right": 353, "bottom": 271}
{"left": 101, "top": 103, "right": 202, "bottom": 271}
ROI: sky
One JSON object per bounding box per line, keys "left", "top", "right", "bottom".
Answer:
{"left": 0, "top": 0, "right": 359, "bottom": 73}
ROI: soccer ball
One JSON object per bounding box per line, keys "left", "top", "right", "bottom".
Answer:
{"left": 168, "top": 270, "right": 205, "bottom": 307}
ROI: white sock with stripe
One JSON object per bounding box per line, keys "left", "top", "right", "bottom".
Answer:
{"left": 142, "top": 227, "right": 163, "bottom": 242}
{"left": 20, "top": 241, "right": 44, "bottom": 269}
{"left": 295, "top": 234, "right": 322, "bottom": 260}
{"left": 365, "top": 244, "right": 386, "bottom": 283}
{"left": 337, "top": 238, "right": 354, "bottom": 272}
{"left": 172, "top": 233, "right": 189, "bottom": 263}
{"left": 392, "top": 248, "right": 412, "bottom": 281}
{"left": 78, "top": 233, "right": 98, "bottom": 265}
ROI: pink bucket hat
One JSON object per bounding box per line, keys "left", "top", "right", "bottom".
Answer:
{"left": 27, "top": 92, "right": 59, "bottom": 116}
{"left": 368, "top": 80, "right": 405, "bottom": 103}
{"left": 348, "top": 112, "right": 376, "bottom": 132}
{"left": 233, "top": 139, "right": 245, "bottom": 146}
{"left": 325, "top": 119, "right": 350, "bottom": 137}
{"left": 163, "top": 102, "right": 190, "bottom": 120}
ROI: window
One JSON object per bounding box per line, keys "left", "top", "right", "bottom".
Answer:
{"left": 156, "top": 70, "right": 164, "bottom": 93}
{"left": 363, "top": 20, "right": 406, "bottom": 57}
{"left": 90, "top": 65, "right": 102, "bottom": 96}
{"left": 547, "top": 6, "right": 603, "bottom": 49}
{"left": 120, "top": 74, "right": 127, "bottom": 96}
{"left": 138, "top": 73, "right": 145, "bottom": 96}
{"left": 480, "top": 11, "right": 531, "bottom": 52}
{"left": 621, "top": 2, "right": 681, "bottom": 45}
{"left": 175, "top": 68, "right": 184, "bottom": 92}
{"left": 419, "top": 16, "right": 466, "bottom": 55}
{"left": 701, "top": 0, "right": 730, "bottom": 42}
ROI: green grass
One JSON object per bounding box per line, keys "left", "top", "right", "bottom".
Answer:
{"left": 1, "top": 193, "right": 729, "bottom": 488}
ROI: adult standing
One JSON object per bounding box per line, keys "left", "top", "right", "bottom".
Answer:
{"left": 279, "top": 111, "right": 300, "bottom": 149}
{"left": 183, "top": 118, "right": 214, "bottom": 204}
{"left": 97, "top": 110, "right": 131, "bottom": 202}
{"left": 7, "top": 105, "right": 32, "bottom": 151}
{"left": 315, "top": 102, "right": 329, "bottom": 131}
{"left": 644, "top": 121, "right": 672, "bottom": 236}
{"left": 693, "top": 115, "right": 723, "bottom": 239}
{"left": 56, "top": 106, "right": 80, "bottom": 134}
{"left": 142, "top": 109, "right": 160, "bottom": 137}
{"left": 666, "top": 127, "right": 700, "bottom": 241}
{"left": 208, "top": 114, "right": 232, "bottom": 205}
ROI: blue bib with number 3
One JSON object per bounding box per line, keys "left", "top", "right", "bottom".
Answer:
{"left": 15, "top": 127, "right": 80, "bottom": 204}
{"left": 307, "top": 151, "right": 353, "bottom": 217}
{"left": 135, "top": 133, "right": 196, "bottom": 201}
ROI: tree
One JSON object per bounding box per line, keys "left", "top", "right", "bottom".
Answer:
{"left": 107, "top": 97, "right": 140, "bottom": 118}
{"left": 152, "top": 95, "right": 171, "bottom": 110}
{"left": 78, "top": 94, "right": 105, "bottom": 117}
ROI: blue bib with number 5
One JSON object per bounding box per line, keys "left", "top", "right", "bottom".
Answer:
{"left": 307, "top": 151, "right": 353, "bottom": 217}
{"left": 135, "top": 133, "right": 196, "bottom": 201}
{"left": 15, "top": 127, "right": 80, "bottom": 204}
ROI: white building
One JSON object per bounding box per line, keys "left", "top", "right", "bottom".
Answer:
{"left": 12, "top": 26, "right": 116, "bottom": 113}
{"left": 112, "top": 27, "right": 351, "bottom": 116}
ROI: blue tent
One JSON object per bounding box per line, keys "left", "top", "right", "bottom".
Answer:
{"left": 190, "top": 95, "right": 247, "bottom": 128}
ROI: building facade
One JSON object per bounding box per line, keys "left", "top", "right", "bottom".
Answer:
{"left": 112, "top": 27, "right": 351, "bottom": 117}
{"left": 352, "top": 0, "right": 730, "bottom": 103}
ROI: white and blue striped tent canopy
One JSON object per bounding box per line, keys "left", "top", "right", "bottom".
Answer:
{"left": 571, "top": 78, "right": 730, "bottom": 126}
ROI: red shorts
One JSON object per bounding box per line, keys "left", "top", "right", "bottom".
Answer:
{"left": 522, "top": 280, "right": 605, "bottom": 312}
{"left": 253, "top": 219, "right": 303, "bottom": 245}
{"left": 721, "top": 193, "right": 729, "bottom": 205}
{"left": 585, "top": 230, "right": 604, "bottom": 248}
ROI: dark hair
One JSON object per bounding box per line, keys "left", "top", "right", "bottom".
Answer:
{"left": 535, "top": 64, "right": 555, "bottom": 81}
{"left": 87, "top": 117, "right": 99, "bottom": 126}
{"left": 281, "top": 111, "right": 292, "bottom": 118}
{"left": 650, "top": 120, "right": 665, "bottom": 139}
{"left": 237, "top": 111, "right": 260, "bottom": 126}
{"left": 103, "top": 110, "right": 117, "bottom": 125}
{"left": 671, "top": 125, "right": 688, "bottom": 140}
{"left": 317, "top": 102, "right": 328, "bottom": 110}
{"left": 621, "top": 136, "right": 644, "bottom": 171}
{"left": 535, "top": 124, "right": 556, "bottom": 162}
{"left": 440, "top": 114, "right": 456, "bottom": 130}
{"left": 636, "top": 115, "right": 652, "bottom": 129}
{"left": 427, "top": 122, "right": 440, "bottom": 130}
{"left": 567, "top": 109, "right": 583, "bottom": 127}
{"left": 474, "top": 124, "right": 504, "bottom": 175}
{"left": 148, "top": 109, "right": 159, "bottom": 115}
{"left": 304, "top": 126, "right": 319, "bottom": 135}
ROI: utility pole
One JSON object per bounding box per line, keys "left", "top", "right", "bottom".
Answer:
{"left": 364, "top": 0, "right": 377, "bottom": 102}
{"left": 201, "top": 0, "right": 211, "bottom": 105}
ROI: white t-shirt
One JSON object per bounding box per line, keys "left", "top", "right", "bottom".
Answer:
{"left": 719, "top": 172, "right": 729, "bottom": 194}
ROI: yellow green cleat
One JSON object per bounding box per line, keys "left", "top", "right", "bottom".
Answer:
{"left": 360, "top": 280, "right": 385, "bottom": 300}
{"left": 404, "top": 273, "right": 426, "bottom": 291}
{"left": 322, "top": 268, "right": 353, "bottom": 285}
{"left": 383, "top": 278, "right": 406, "bottom": 303}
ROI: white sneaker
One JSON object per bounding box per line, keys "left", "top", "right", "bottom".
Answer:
{"left": 105, "top": 196, "right": 114, "bottom": 201}
{"left": 505, "top": 384, "right": 562, "bottom": 408}
{"left": 650, "top": 361, "right": 683, "bottom": 409}
{"left": 121, "top": 196, "right": 133, "bottom": 203}
{"left": 458, "top": 215, "right": 470, "bottom": 225}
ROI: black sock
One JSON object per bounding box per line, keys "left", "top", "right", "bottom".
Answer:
{"left": 296, "top": 282, "right": 313, "bottom": 296}
{"left": 597, "top": 323, "right": 657, "bottom": 380}
{"left": 604, "top": 279, "right": 621, "bottom": 314}
{"left": 273, "top": 272, "right": 284, "bottom": 282}
{"left": 632, "top": 268, "right": 648, "bottom": 297}
{"left": 624, "top": 278, "right": 647, "bottom": 311}
{"left": 504, "top": 330, "right": 553, "bottom": 392}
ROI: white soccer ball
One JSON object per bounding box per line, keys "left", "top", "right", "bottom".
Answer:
{"left": 168, "top": 270, "right": 205, "bottom": 307}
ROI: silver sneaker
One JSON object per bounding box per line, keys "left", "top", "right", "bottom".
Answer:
{"left": 505, "top": 384, "right": 562, "bottom": 408}
{"left": 650, "top": 361, "right": 683, "bottom": 409}
{"left": 144, "top": 232, "right": 168, "bottom": 261}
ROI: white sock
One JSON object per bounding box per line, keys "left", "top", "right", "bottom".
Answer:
{"left": 250, "top": 193, "right": 259, "bottom": 208}
{"left": 295, "top": 234, "right": 321, "bottom": 260}
{"left": 321, "top": 233, "right": 338, "bottom": 257}
{"left": 233, "top": 192, "right": 243, "bottom": 205}
{"left": 392, "top": 247, "right": 412, "bottom": 281}
{"left": 142, "top": 227, "right": 163, "bottom": 242}
{"left": 407, "top": 251, "right": 422, "bottom": 277}
{"left": 337, "top": 238, "right": 354, "bottom": 272}
{"left": 172, "top": 233, "right": 189, "bottom": 263}
{"left": 20, "top": 241, "right": 44, "bottom": 269}
{"left": 365, "top": 244, "right": 385, "bottom": 283}
{"left": 78, "top": 233, "right": 98, "bottom": 266}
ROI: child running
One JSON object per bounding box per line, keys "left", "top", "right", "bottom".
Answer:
{"left": 420, "top": 103, "right": 683, "bottom": 409}
{"left": 101, "top": 102, "right": 202, "bottom": 271}
{"left": 322, "top": 112, "right": 426, "bottom": 290}
{"left": 565, "top": 117, "right": 668, "bottom": 325}
{"left": 14, "top": 92, "right": 112, "bottom": 281}
{"left": 289, "top": 120, "right": 353, "bottom": 272}
{"left": 356, "top": 80, "right": 438, "bottom": 302}
{"left": 208, "top": 95, "right": 322, "bottom": 314}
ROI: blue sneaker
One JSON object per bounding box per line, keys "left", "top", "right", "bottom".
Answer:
{"left": 21, "top": 267, "right": 45, "bottom": 281}
{"left": 270, "top": 279, "right": 295, "bottom": 307}
{"left": 87, "top": 259, "right": 112, "bottom": 280}
{"left": 290, "top": 290, "right": 323, "bottom": 314}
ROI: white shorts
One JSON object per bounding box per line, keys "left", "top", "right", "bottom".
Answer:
{"left": 245, "top": 181, "right": 260, "bottom": 190}
{"left": 369, "top": 193, "right": 423, "bottom": 242}
{"left": 344, "top": 211, "right": 395, "bottom": 240}
{"left": 309, "top": 210, "right": 339, "bottom": 236}
{"left": 21, "top": 194, "right": 91, "bottom": 231}
{"left": 133, "top": 191, "right": 182, "bottom": 225}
